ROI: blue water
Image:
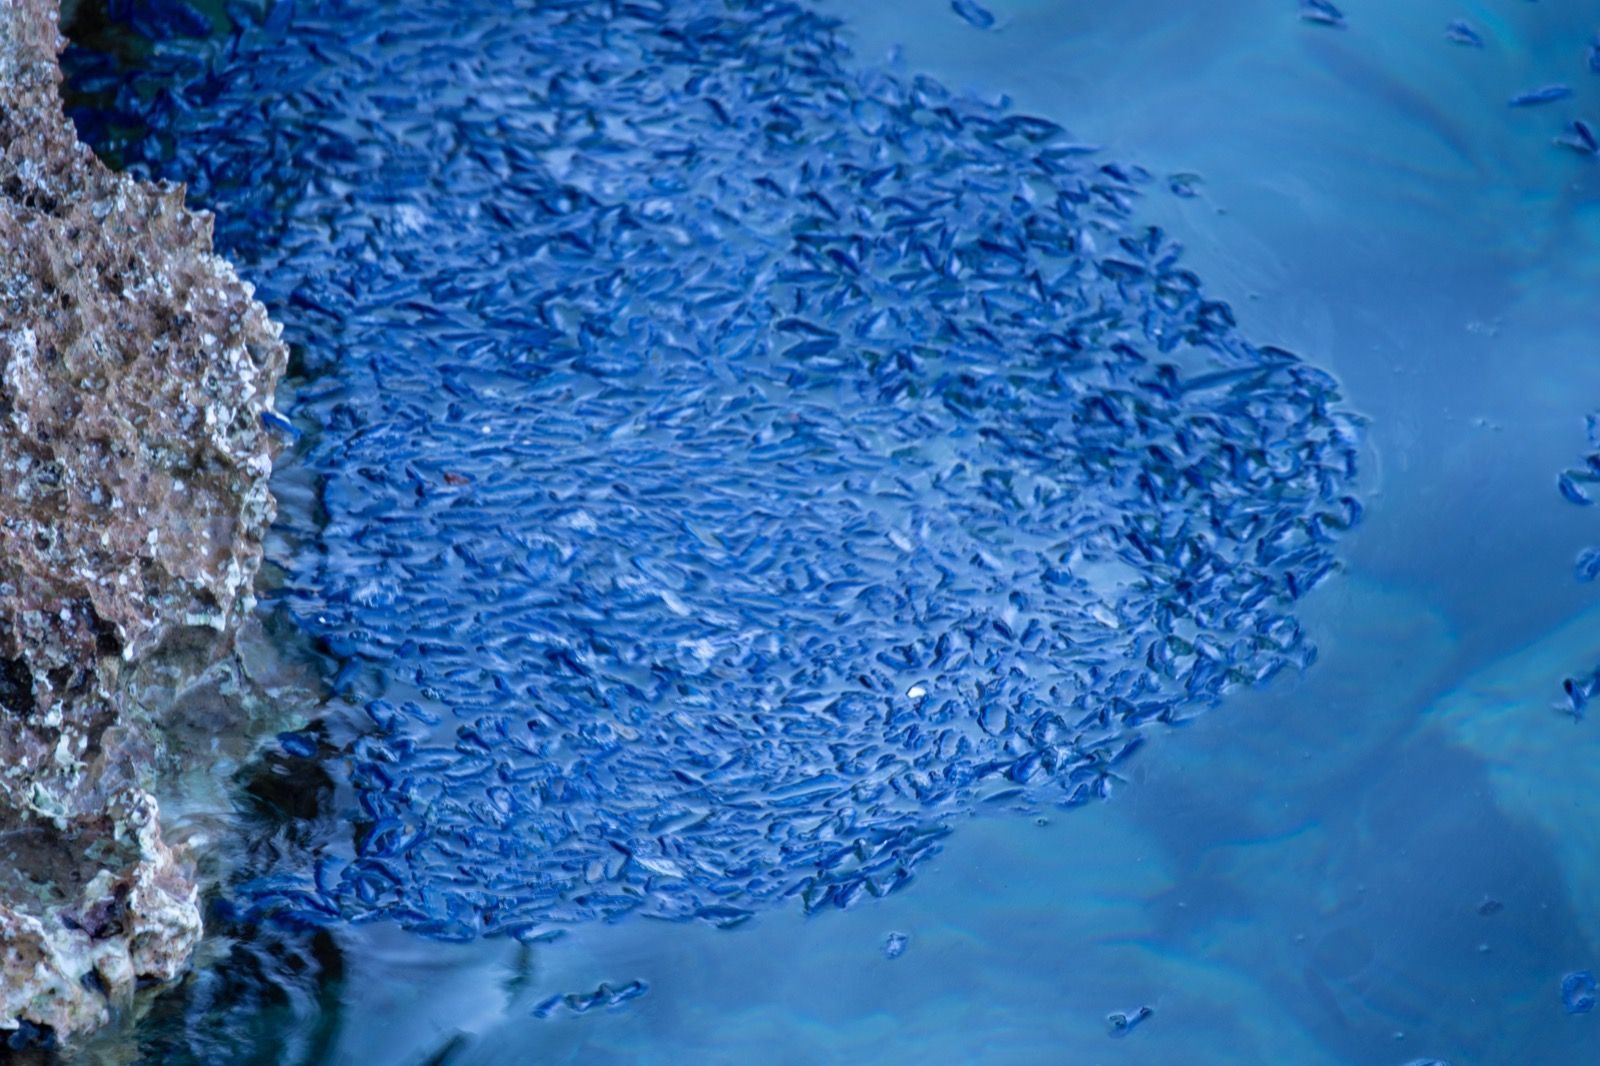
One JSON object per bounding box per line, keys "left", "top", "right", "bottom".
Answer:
{"left": 58, "top": 0, "right": 1600, "bottom": 1063}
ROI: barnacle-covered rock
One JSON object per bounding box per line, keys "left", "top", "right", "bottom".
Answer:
{"left": 0, "top": 0, "right": 286, "bottom": 1043}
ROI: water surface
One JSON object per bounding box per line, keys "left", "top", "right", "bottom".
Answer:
{"left": 58, "top": 0, "right": 1600, "bottom": 1062}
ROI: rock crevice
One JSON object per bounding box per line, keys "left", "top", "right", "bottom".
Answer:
{"left": 0, "top": 0, "right": 287, "bottom": 1044}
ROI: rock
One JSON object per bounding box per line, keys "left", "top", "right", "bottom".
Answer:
{"left": 0, "top": 0, "right": 287, "bottom": 1044}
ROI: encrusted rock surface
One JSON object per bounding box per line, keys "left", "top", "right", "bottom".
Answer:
{"left": 0, "top": 0, "right": 287, "bottom": 1044}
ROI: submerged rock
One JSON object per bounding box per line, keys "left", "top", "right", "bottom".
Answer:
{"left": 0, "top": 0, "right": 287, "bottom": 1043}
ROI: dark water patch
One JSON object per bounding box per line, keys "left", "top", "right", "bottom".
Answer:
{"left": 64, "top": 0, "right": 1360, "bottom": 950}
{"left": 58, "top": 0, "right": 237, "bottom": 171}
{"left": 79, "top": 739, "right": 349, "bottom": 1065}
{"left": 124, "top": 919, "right": 345, "bottom": 1066}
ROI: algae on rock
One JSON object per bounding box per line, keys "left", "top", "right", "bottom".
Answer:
{"left": 0, "top": 0, "right": 287, "bottom": 1044}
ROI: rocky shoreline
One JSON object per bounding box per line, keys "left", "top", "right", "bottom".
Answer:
{"left": 0, "top": 0, "right": 286, "bottom": 1045}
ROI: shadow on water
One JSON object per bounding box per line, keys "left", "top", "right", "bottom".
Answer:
{"left": 49, "top": 0, "right": 1600, "bottom": 1063}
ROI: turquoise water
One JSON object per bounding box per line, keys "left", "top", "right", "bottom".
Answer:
{"left": 59, "top": 0, "right": 1600, "bottom": 1062}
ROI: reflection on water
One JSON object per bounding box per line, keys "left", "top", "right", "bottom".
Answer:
{"left": 59, "top": 0, "right": 1600, "bottom": 1062}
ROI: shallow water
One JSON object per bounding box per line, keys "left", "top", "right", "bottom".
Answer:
{"left": 55, "top": 0, "right": 1600, "bottom": 1062}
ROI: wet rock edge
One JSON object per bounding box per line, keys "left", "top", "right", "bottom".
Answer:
{"left": 0, "top": 0, "right": 287, "bottom": 1045}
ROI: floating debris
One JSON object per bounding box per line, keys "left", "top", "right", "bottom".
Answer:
{"left": 1477, "top": 897, "right": 1504, "bottom": 916}
{"left": 1107, "top": 1004, "right": 1154, "bottom": 1035}
{"left": 882, "top": 931, "right": 910, "bottom": 959}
